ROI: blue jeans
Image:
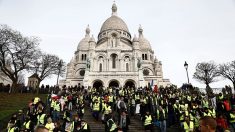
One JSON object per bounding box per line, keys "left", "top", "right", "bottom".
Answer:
{"left": 159, "top": 120, "right": 166, "bottom": 132}
{"left": 53, "top": 111, "right": 60, "bottom": 121}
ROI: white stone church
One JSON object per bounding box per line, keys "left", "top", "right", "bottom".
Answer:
{"left": 60, "top": 3, "right": 170, "bottom": 88}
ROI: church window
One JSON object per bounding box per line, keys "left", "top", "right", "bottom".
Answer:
{"left": 143, "top": 69, "right": 149, "bottom": 76}
{"left": 80, "top": 70, "right": 85, "bottom": 76}
{"left": 84, "top": 54, "right": 87, "bottom": 60}
{"left": 82, "top": 54, "right": 84, "bottom": 60}
{"left": 145, "top": 54, "right": 148, "bottom": 60}
{"left": 111, "top": 54, "right": 117, "bottom": 68}
{"left": 126, "top": 63, "right": 129, "bottom": 72}
{"left": 142, "top": 54, "right": 144, "bottom": 60}
{"left": 99, "top": 63, "right": 102, "bottom": 72}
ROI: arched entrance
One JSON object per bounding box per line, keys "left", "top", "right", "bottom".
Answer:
{"left": 124, "top": 80, "right": 136, "bottom": 88}
{"left": 109, "top": 80, "right": 119, "bottom": 88}
{"left": 93, "top": 80, "right": 103, "bottom": 89}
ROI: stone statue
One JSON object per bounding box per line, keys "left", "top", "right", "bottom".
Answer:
{"left": 86, "top": 59, "right": 91, "bottom": 70}
{"left": 111, "top": 36, "right": 116, "bottom": 47}
{"left": 137, "top": 58, "right": 141, "bottom": 69}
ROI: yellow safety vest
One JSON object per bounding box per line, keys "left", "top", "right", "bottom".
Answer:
{"left": 108, "top": 119, "right": 117, "bottom": 131}
{"left": 51, "top": 100, "right": 55, "bottom": 108}
{"left": 45, "top": 123, "right": 54, "bottom": 132}
{"left": 109, "top": 96, "right": 113, "bottom": 102}
{"left": 183, "top": 121, "right": 194, "bottom": 132}
{"left": 82, "top": 123, "right": 88, "bottom": 130}
{"left": 230, "top": 113, "right": 235, "bottom": 123}
{"left": 156, "top": 109, "right": 165, "bottom": 120}
{"left": 202, "top": 100, "right": 209, "bottom": 108}
{"left": 219, "top": 95, "right": 224, "bottom": 100}
{"left": 8, "top": 127, "right": 15, "bottom": 132}
{"left": 210, "top": 109, "right": 216, "bottom": 118}
{"left": 37, "top": 114, "right": 46, "bottom": 125}
{"left": 135, "top": 95, "right": 140, "bottom": 100}
{"left": 54, "top": 103, "right": 60, "bottom": 111}
{"left": 203, "top": 112, "right": 212, "bottom": 117}
{"left": 23, "top": 120, "right": 31, "bottom": 129}
{"left": 93, "top": 103, "right": 100, "bottom": 111}
{"left": 104, "top": 105, "right": 111, "bottom": 114}
{"left": 144, "top": 115, "right": 152, "bottom": 126}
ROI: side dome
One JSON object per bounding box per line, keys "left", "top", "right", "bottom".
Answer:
{"left": 138, "top": 25, "right": 151, "bottom": 50}
{"left": 139, "top": 37, "right": 151, "bottom": 50}
{"left": 77, "top": 37, "right": 90, "bottom": 50}
{"left": 77, "top": 25, "right": 90, "bottom": 50}
{"left": 100, "top": 15, "right": 129, "bottom": 33}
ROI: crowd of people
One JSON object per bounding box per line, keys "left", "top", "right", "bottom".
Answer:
{"left": 5, "top": 84, "right": 235, "bottom": 132}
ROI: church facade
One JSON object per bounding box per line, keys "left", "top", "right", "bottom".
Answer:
{"left": 60, "top": 3, "right": 170, "bottom": 88}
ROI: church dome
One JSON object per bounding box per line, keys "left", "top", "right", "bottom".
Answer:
{"left": 138, "top": 25, "right": 151, "bottom": 50}
{"left": 100, "top": 15, "right": 129, "bottom": 33}
{"left": 77, "top": 25, "right": 90, "bottom": 50}
{"left": 99, "top": 2, "right": 129, "bottom": 34}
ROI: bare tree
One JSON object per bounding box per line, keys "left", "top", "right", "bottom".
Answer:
{"left": 218, "top": 60, "right": 235, "bottom": 91}
{"left": 31, "top": 53, "right": 66, "bottom": 93}
{"left": 0, "top": 25, "right": 40, "bottom": 93}
{"left": 193, "top": 61, "right": 219, "bottom": 87}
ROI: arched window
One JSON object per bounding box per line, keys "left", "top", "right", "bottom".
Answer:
{"left": 126, "top": 63, "right": 129, "bottom": 72}
{"left": 145, "top": 54, "right": 148, "bottom": 60}
{"left": 84, "top": 54, "right": 87, "bottom": 60}
{"left": 142, "top": 54, "right": 144, "bottom": 60}
{"left": 111, "top": 54, "right": 117, "bottom": 69}
{"left": 82, "top": 54, "right": 84, "bottom": 60}
{"left": 99, "top": 63, "right": 102, "bottom": 72}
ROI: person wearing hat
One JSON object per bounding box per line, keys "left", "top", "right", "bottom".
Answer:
{"left": 45, "top": 117, "right": 55, "bottom": 132}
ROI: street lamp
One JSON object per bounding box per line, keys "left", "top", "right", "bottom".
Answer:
{"left": 184, "top": 61, "right": 190, "bottom": 84}
{"left": 56, "top": 60, "right": 62, "bottom": 86}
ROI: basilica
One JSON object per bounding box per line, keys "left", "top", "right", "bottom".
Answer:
{"left": 60, "top": 3, "right": 170, "bottom": 88}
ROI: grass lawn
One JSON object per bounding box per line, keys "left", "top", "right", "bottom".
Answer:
{"left": 0, "top": 93, "right": 47, "bottom": 121}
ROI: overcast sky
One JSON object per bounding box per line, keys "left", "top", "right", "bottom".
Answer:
{"left": 0, "top": 0, "right": 235, "bottom": 88}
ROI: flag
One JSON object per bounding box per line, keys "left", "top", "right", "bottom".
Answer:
{"left": 153, "top": 85, "right": 158, "bottom": 93}
{"left": 150, "top": 80, "right": 154, "bottom": 91}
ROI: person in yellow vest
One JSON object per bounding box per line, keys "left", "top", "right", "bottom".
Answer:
{"left": 92, "top": 99, "right": 100, "bottom": 121}
{"left": 229, "top": 110, "right": 235, "bottom": 129}
{"left": 156, "top": 106, "right": 166, "bottom": 132}
{"left": 7, "top": 120, "right": 19, "bottom": 132}
{"left": 143, "top": 111, "right": 153, "bottom": 132}
{"left": 80, "top": 120, "right": 91, "bottom": 132}
{"left": 53, "top": 99, "right": 60, "bottom": 121}
{"left": 108, "top": 93, "right": 114, "bottom": 109}
{"left": 203, "top": 107, "right": 212, "bottom": 117}
{"left": 45, "top": 117, "right": 55, "bottom": 132}
{"left": 50, "top": 98, "right": 56, "bottom": 116}
{"left": 199, "top": 116, "right": 217, "bottom": 132}
{"left": 182, "top": 116, "right": 194, "bottom": 132}
{"left": 106, "top": 115, "right": 117, "bottom": 132}
{"left": 23, "top": 116, "right": 34, "bottom": 132}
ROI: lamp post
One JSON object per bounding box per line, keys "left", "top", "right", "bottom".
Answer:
{"left": 184, "top": 61, "right": 190, "bottom": 84}
{"left": 56, "top": 60, "right": 62, "bottom": 86}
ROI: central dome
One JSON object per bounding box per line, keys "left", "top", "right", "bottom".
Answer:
{"left": 100, "top": 15, "right": 129, "bottom": 33}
